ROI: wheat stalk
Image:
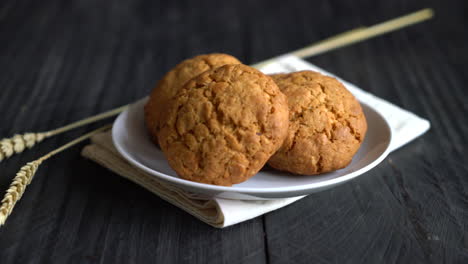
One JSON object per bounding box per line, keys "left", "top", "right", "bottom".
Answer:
{"left": 0, "top": 105, "right": 127, "bottom": 163}
{"left": 0, "top": 125, "right": 112, "bottom": 226}
{"left": 250, "top": 8, "right": 433, "bottom": 68}
{"left": 0, "top": 9, "right": 433, "bottom": 163}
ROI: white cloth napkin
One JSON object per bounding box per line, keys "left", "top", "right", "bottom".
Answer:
{"left": 81, "top": 55, "right": 430, "bottom": 228}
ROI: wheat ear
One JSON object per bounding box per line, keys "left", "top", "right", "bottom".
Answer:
{"left": 0, "top": 105, "right": 127, "bottom": 163}
{"left": 0, "top": 124, "right": 112, "bottom": 226}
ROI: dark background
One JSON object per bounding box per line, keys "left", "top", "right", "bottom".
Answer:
{"left": 0, "top": 0, "right": 467, "bottom": 263}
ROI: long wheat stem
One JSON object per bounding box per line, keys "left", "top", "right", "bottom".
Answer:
{"left": 0, "top": 9, "right": 433, "bottom": 163}
{"left": 0, "top": 105, "right": 127, "bottom": 162}
{"left": 250, "top": 8, "right": 434, "bottom": 68}
{"left": 0, "top": 124, "right": 112, "bottom": 226}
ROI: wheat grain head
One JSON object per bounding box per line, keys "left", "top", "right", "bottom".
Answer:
{"left": 0, "top": 105, "right": 127, "bottom": 162}
{"left": 0, "top": 125, "right": 111, "bottom": 226}
{"left": 0, "top": 133, "right": 47, "bottom": 162}
{"left": 0, "top": 158, "right": 44, "bottom": 225}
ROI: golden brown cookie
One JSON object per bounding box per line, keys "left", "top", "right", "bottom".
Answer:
{"left": 267, "top": 71, "right": 367, "bottom": 175}
{"left": 144, "top": 53, "right": 241, "bottom": 143}
{"left": 158, "top": 64, "right": 289, "bottom": 186}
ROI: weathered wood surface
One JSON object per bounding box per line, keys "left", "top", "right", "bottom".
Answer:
{"left": 0, "top": 0, "right": 467, "bottom": 263}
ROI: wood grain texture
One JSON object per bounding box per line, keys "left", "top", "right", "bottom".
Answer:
{"left": 0, "top": 0, "right": 467, "bottom": 263}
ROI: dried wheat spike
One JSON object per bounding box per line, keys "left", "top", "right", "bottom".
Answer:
{"left": 0, "top": 104, "right": 127, "bottom": 162}
{"left": 0, "top": 159, "right": 43, "bottom": 225}
{"left": 0, "top": 125, "right": 111, "bottom": 227}
{"left": 0, "top": 133, "right": 47, "bottom": 162}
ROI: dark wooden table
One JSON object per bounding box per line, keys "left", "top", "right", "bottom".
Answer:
{"left": 1, "top": 0, "right": 467, "bottom": 263}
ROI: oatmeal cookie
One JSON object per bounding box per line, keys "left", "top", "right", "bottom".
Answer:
{"left": 267, "top": 71, "right": 367, "bottom": 175}
{"left": 158, "top": 64, "right": 289, "bottom": 186}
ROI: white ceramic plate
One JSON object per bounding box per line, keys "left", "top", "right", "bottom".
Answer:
{"left": 112, "top": 98, "right": 392, "bottom": 200}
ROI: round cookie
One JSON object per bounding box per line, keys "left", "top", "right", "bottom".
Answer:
{"left": 158, "top": 64, "right": 289, "bottom": 186}
{"left": 144, "top": 53, "right": 241, "bottom": 143}
{"left": 267, "top": 71, "right": 367, "bottom": 175}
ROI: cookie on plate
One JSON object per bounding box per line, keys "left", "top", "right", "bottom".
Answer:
{"left": 158, "top": 64, "right": 289, "bottom": 186}
{"left": 268, "top": 71, "right": 367, "bottom": 175}
{"left": 144, "top": 53, "right": 241, "bottom": 143}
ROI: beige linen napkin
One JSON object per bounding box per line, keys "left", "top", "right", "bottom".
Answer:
{"left": 81, "top": 56, "right": 430, "bottom": 228}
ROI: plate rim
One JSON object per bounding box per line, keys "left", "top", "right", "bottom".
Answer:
{"left": 112, "top": 98, "right": 393, "bottom": 194}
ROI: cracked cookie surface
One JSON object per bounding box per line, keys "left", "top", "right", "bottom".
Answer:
{"left": 144, "top": 53, "right": 241, "bottom": 144}
{"left": 158, "top": 64, "right": 289, "bottom": 186}
{"left": 267, "top": 71, "right": 367, "bottom": 175}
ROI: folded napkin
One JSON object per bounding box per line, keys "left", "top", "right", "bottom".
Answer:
{"left": 81, "top": 55, "right": 430, "bottom": 228}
